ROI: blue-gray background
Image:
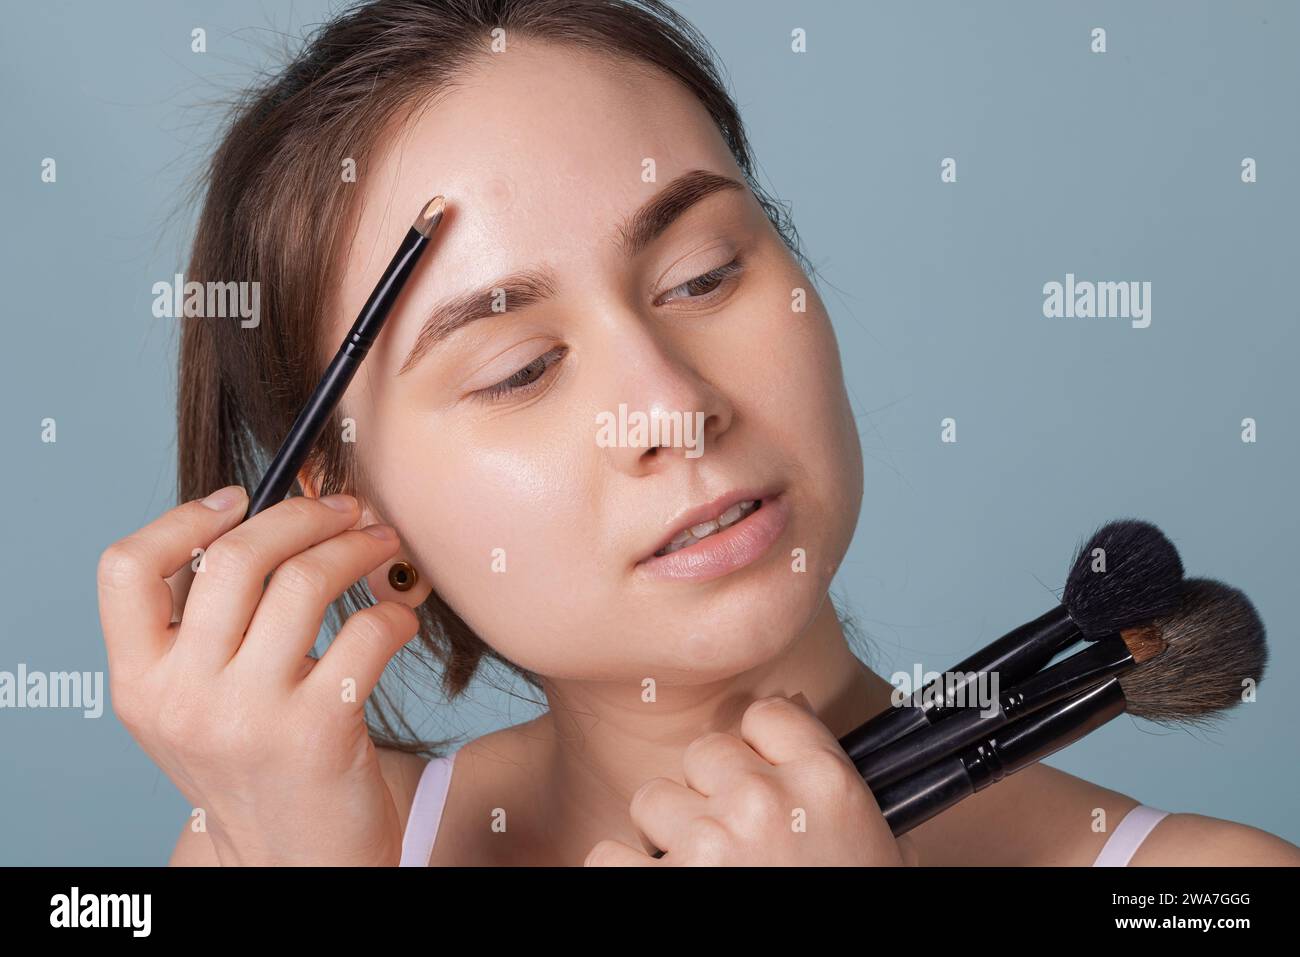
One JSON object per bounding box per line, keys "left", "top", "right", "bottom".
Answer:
{"left": 2, "top": 1, "right": 1296, "bottom": 863}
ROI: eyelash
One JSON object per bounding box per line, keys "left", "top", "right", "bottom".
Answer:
{"left": 655, "top": 255, "right": 745, "bottom": 305}
{"left": 474, "top": 255, "right": 745, "bottom": 402}
{"left": 476, "top": 345, "right": 569, "bottom": 402}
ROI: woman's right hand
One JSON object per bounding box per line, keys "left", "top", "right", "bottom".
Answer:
{"left": 97, "top": 485, "right": 420, "bottom": 866}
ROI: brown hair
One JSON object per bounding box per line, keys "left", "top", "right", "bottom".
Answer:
{"left": 178, "top": 0, "right": 812, "bottom": 756}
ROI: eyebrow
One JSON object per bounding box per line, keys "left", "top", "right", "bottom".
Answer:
{"left": 396, "top": 168, "right": 746, "bottom": 376}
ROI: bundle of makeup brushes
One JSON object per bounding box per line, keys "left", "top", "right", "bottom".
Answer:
{"left": 834, "top": 520, "right": 1269, "bottom": 836}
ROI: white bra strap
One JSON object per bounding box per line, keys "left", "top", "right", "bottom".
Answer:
{"left": 398, "top": 751, "right": 459, "bottom": 867}
{"left": 1093, "top": 804, "right": 1170, "bottom": 867}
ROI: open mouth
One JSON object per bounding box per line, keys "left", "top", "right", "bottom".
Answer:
{"left": 653, "top": 499, "right": 762, "bottom": 557}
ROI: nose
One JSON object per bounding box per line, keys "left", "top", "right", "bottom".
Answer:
{"left": 592, "top": 322, "right": 734, "bottom": 477}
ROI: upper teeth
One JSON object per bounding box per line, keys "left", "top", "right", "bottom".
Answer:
{"left": 656, "top": 500, "right": 760, "bottom": 556}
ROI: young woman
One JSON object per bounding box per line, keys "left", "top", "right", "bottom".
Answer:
{"left": 97, "top": 0, "right": 1299, "bottom": 866}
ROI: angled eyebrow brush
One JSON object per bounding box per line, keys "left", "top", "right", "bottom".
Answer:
{"left": 243, "top": 195, "right": 447, "bottom": 520}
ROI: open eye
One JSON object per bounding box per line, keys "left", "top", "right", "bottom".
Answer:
{"left": 654, "top": 256, "right": 744, "bottom": 306}
{"left": 475, "top": 345, "right": 567, "bottom": 401}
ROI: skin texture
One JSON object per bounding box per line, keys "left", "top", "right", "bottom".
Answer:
{"left": 104, "top": 489, "right": 419, "bottom": 866}
{"left": 155, "top": 40, "right": 1300, "bottom": 866}
{"left": 336, "top": 40, "right": 886, "bottom": 863}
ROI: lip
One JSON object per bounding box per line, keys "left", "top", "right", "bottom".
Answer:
{"left": 635, "top": 491, "right": 789, "bottom": 583}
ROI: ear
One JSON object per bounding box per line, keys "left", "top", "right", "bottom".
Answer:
{"left": 296, "top": 467, "right": 433, "bottom": 608}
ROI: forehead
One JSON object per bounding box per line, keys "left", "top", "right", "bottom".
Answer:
{"left": 339, "top": 42, "right": 740, "bottom": 308}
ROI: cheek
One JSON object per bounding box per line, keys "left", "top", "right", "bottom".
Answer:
{"left": 408, "top": 440, "right": 566, "bottom": 582}
{"left": 380, "top": 420, "right": 622, "bottom": 673}
{"left": 746, "top": 272, "right": 862, "bottom": 495}
{"left": 735, "top": 282, "right": 863, "bottom": 592}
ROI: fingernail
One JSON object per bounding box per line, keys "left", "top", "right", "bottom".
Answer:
{"left": 363, "top": 524, "right": 396, "bottom": 540}
{"left": 201, "top": 486, "right": 243, "bottom": 511}
{"left": 320, "top": 494, "right": 355, "bottom": 512}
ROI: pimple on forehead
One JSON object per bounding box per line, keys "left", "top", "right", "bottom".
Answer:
{"left": 482, "top": 172, "right": 517, "bottom": 212}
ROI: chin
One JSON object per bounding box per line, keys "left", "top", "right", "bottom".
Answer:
{"left": 635, "top": 566, "right": 831, "bottom": 681}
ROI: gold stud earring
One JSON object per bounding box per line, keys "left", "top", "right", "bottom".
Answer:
{"left": 388, "top": 561, "right": 418, "bottom": 592}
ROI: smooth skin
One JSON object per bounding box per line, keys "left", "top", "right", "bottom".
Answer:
{"left": 99, "top": 486, "right": 418, "bottom": 866}
{"left": 103, "top": 487, "right": 905, "bottom": 866}
{"left": 103, "top": 38, "right": 1300, "bottom": 866}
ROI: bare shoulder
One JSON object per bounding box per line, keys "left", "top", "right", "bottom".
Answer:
{"left": 1130, "top": 813, "right": 1300, "bottom": 866}
{"left": 167, "top": 744, "right": 431, "bottom": 866}
{"left": 426, "top": 718, "right": 555, "bottom": 866}
{"left": 906, "top": 763, "right": 1141, "bottom": 866}
{"left": 906, "top": 763, "right": 1300, "bottom": 866}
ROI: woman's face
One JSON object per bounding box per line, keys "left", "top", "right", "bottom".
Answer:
{"left": 332, "top": 42, "right": 863, "bottom": 683}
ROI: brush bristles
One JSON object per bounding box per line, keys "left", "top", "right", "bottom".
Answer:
{"left": 414, "top": 195, "right": 446, "bottom": 238}
{"left": 1120, "top": 624, "right": 1165, "bottom": 663}
{"left": 1063, "top": 519, "right": 1185, "bottom": 636}
{"left": 1118, "top": 578, "right": 1268, "bottom": 725}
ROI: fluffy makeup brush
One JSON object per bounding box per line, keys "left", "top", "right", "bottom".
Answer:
{"left": 858, "top": 578, "right": 1264, "bottom": 788}
{"left": 1117, "top": 577, "right": 1267, "bottom": 726}
{"left": 874, "top": 578, "right": 1267, "bottom": 836}
{"left": 839, "top": 519, "right": 1185, "bottom": 763}
{"left": 1062, "top": 519, "right": 1189, "bottom": 636}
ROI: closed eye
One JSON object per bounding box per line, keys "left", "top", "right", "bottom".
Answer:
{"left": 474, "top": 345, "right": 568, "bottom": 402}
{"left": 653, "top": 255, "right": 744, "bottom": 306}
{"left": 471, "top": 257, "right": 742, "bottom": 404}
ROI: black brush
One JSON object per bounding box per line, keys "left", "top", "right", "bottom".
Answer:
{"left": 243, "top": 196, "right": 446, "bottom": 520}
{"left": 650, "top": 521, "right": 1187, "bottom": 860}
{"left": 856, "top": 624, "right": 1161, "bottom": 790}
{"left": 838, "top": 519, "right": 1185, "bottom": 764}
{"left": 875, "top": 578, "right": 1266, "bottom": 835}
{"left": 858, "top": 578, "right": 1263, "bottom": 788}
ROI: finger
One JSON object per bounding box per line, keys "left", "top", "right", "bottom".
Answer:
{"left": 174, "top": 494, "right": 362, "bottom": 672}
{"left": 584, "top": 839, "right": 660, "bottom": 867}
{"left": 166, "top": 559, "right": 198, "bottom": 624}
{"left": 291, "top": 650, "right": 321, "bottom": 683}
{"left": 97, "top": 486, "right": 248, "bottom": 677}
{"left": 628, "top": 776, "right": 708, "bottom": 856}
{"left": 302, "top": 601, "right": 420, "bottom": 710}
{"left": 237, "top": 525, "right": 402, "bottom": 681}
{"left": 680, "top": 731, "right": 763, "bottom": 797}
{"left": 739, "top": 695, "right": 843, "bottom": 767}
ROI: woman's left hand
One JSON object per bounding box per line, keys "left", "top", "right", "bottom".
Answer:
{"left": 585, "top": 693, "right": 917, "bottom": 866}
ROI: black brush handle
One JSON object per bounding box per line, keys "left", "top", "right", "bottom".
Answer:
{"left": 647, "top": 665, "right": 1125, "bottom": 860}
{"left": 876, "top": 678, "right": 1127, "bottom": 836}
{"left": 857, "top": 706, "right": 990, "bottom": 791}
{"left": 855, "top": 633, "right": 1133, "bottom": 789}
{"left": 837, "top": 604, "right": 1081, "bottom": 762}
{"left": 244, "top": 225, "right": 429, "bottom": 520}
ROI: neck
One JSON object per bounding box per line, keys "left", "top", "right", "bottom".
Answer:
{"left": 523, "top": 595, "right": 896, "bottom": 863}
